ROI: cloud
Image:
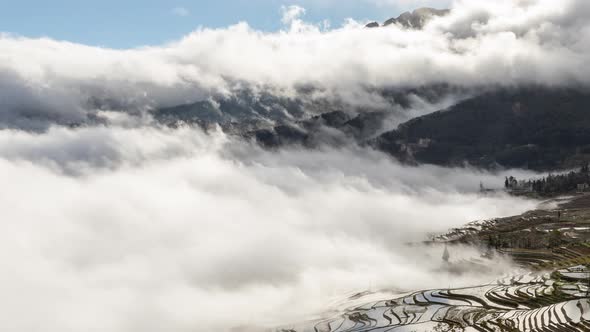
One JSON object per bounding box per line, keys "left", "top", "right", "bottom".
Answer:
{"left": 171, "top": 7, "right": 190, "bottom": 17}
{"left": 281, "top": 5, "right": 306, "bottom": 25}
{"left": 0, "top": 0, "right": 588, "bottom": 128}
{"left": 0, "top": 125, "right": 539, "bottom": 331}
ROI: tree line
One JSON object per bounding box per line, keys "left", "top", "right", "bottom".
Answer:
{"left": 505, "top": 162, "right": 590, "bottom": 195}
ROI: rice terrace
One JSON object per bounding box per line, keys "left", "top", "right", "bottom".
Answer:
{"left": 281, "top": 195, "right": 590, "bottom": 332}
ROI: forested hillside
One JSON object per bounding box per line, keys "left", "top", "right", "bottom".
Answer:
{"left": 375, "top": 88, "right": 590, "bottom": 170}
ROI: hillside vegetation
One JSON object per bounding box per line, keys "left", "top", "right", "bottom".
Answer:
{"left": 375, "top": 88, "right": 590, "bottom": 171}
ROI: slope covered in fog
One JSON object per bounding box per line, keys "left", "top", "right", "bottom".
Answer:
{"left": 0, "top": 126, "right": 538, "bottom": 331}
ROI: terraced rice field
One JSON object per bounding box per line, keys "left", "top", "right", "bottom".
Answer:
{"left": 279, "top": 267, "right": 590, "bottom": 332}
{"left": 279, "top": 196, "right": 590, "bottom": 332}
{"left": 435, "top": 194, "right": 590, "bottom": 272}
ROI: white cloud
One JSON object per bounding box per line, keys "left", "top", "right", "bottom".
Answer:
{"left": 171, "top": 7, "right": 190, "bottom": 17}
{"left": 281, "top": 5, "right": 306, "bottom": 25}
{"left": 0, "top": 0, "right": 588, "bottom": 128}
{"left": 0, "top": 125, "right": 538, "bottom": 331}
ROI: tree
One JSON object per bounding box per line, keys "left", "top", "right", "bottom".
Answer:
{"left": 548, "top": 230, "right": 564, "bottom": 248}
{"left": 442, "top": 245, "right": 450, "bottom": 262}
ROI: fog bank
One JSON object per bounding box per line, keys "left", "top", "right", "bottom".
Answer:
{"left": 0, "top": 126, "right": 538, "bottom": 331}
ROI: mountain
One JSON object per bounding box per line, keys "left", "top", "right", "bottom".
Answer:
{"left": 374, "top": 88, "right": 590, "bottom": 170}
{"left": 152, "top": 84, "right": 461, "bottom": 138}
{"left": 243, "top": 87, "right": 590, "bottom": 172}
{"left": 367, "top": 7, "right": 450, "bottom": 29}
{"left": 152, "top": 85, "right": 590, "bottom": 172}
{"left": 152, "top": 90, "right": 306, "bottom": 127}
{"left": 247, "top": 110, "right": 390, "bottom": 148}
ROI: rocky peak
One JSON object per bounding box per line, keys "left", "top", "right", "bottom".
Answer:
{"left": 383, "top": 7, "right": 449, "bottom": 29}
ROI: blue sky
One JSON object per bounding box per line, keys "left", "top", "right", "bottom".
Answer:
{"left": 0, "top": 0, "right": 447, "bottom": 48}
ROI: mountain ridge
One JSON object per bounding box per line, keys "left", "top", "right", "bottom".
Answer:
{"left": 152, "top": 86, "right": 590, "bottom": 172}
{"left": 366, "top": 7, "right": 450, "bottom": 29}
{"left": 374, "top": 87, "right": 590, "bottom": 171}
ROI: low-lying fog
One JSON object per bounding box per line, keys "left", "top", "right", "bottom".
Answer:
{"left": 0, "top": 125, "right": 539, "bottom": 331}
{"left": 0, "top": 0, "right": 586, "bottom": 330}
